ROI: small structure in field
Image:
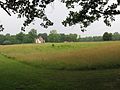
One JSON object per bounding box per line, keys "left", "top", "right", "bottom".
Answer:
{"left": 35, "top": 36, "right": 45, "bottom": 44}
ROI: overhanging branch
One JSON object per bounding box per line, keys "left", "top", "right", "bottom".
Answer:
{"left": 94, "top": 9, "right": 120, "bottom": 15}
{"left": 0, "top": 1, "right": 11, "bottom": 16}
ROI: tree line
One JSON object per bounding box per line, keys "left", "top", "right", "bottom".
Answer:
{"left": 79, "top": 32, "right": 120, "bottom": 42}
{"left": 0, "top": 29, "right": 120, "bottom": 45}
{"left": 0, "top": 29, "right": 78, "bottom": 45}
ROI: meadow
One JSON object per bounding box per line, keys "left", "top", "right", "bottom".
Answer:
{"left": 0, "top": 41, "right": 120, "bottom": 90}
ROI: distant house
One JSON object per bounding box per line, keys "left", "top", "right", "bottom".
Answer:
{"left": 35, "top": 36, "right": 45, "bottom": 44}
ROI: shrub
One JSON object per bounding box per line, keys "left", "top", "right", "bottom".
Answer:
{"left": 2, "top": 40, "right": 12, "bottom": 45}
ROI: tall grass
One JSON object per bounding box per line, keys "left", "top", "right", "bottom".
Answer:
{"left": 0, "top": 41, "right": 120, "bottom": 70}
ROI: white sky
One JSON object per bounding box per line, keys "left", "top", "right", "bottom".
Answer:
{"left": 0, "top": 0, "right": 120, "bottom": 37}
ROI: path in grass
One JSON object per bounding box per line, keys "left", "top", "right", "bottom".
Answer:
{"left": 1, "top": 53, "right": 120, "bottom": 90}
{"left": 1, "top": 41, "right": 120, "bottom": 90}
{"left": 0, "top": 54, "right": 44, "bottom": 90}
{"left": 1, "top": 41, "right": 120, "bottom": 70}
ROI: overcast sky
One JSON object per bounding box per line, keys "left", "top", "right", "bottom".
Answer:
{"left": 0, "top": 0, "right": 120, "bottom": 37}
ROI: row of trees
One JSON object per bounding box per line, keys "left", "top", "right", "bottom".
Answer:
{"left": 0, "top": 29, "right": 37, "bottom": 45}
{"left": 0, "top": 30, "right": 120, "bottom": 45}
{"left": 78, "top": 36, "right": 103, "bottom": 42}
{"left": 79, "top": 32, "right": 120, "bottom": 42}
{"left": 103, "top": 32, "right": 120, "bottom": 41}
{"left": 0, "top": 29, "right": 78, "bottom": 45}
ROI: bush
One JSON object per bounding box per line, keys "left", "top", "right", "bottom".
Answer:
{"left": 2, "top": 40, "right": 12, "bottom": 45}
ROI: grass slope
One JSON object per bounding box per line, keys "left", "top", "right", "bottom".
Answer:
{"left": 0, "top": 41, "right": 120, "bottom": 90}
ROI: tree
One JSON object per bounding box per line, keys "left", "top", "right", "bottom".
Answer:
{"left": 22, "top": 34, "right": 32, "bottom": 43}
{"left": 0, "top": 0, "right": 54, "bottom": 31}
{"left": 103, "top": 32, "right": 112, "bottom": 41}
{"left": 62, "top": 0, "right": 120, "bottom": 31}
{"left": 28, "top": 29, "right": 37, "bottom": 43}
{"left": 16, "top": 32, "right": 25, "bottom": 43}
{"left": 38, "top": 33, "right": 48, "bottom": 42}
{"left": 112, "top": 32, "right": 120, "bottom": 40}
{"left": 0, "top": 0, "right": 120, "bottom": 31}
{"left": 2, "top": 40, "right": 12, "bottom": 45}
{"left": 65, "top": 34, "right": 77, "bottom": 42}
{"left": 59, "top": 34, "right": 66, "bottom": 42}
{"left": 5, "top": 33, "right": 11, "bottom": 41}
{"left": 48, "top": 30, "right": 60, "bottom": 42}
{"left": 108, "top": 33, "right": 112, "bottom": 41}
{"left": 50, "top": 30, "right": 57, "bottom": 34}
{"left": 9, "top": 35, "right": 18, "bottom": 44}
{"left": 0, "top": 34, "right": 5, "bottom": 44}
{"left": 93, "top": 36, "right": 103, "bottom": 41}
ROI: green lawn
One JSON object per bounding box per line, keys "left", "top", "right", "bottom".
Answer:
{"left": 0, "top": 41, "right": 120, "bottom": 90}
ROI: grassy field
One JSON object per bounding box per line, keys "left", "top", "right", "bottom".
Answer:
{"left": 0, "top": 41, "right": 120, "bottom": 90}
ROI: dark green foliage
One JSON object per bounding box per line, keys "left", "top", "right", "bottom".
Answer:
{"left": 64, "top": 34, "right": 78, "bottom": 42}
{"left": 16, "top": 32, "right": 25, "bottom": 43}
{"left": 59, "top": 34, "right": 66, "bottom": 42}
{"left": 38, "top": 33, "right": 48, "bottom": 42}
{"left": 0, "top": 25, "right": 4, "bottom": 31}
{"left": 48, "top": 30, "right": 61, "bottom": 42}
{"left": 9, "top": 35, "right": 19, "bottom": 44}
{"left": 2, "top": 40, "right": 12, "bottom": 45}
{"left": 0, "top": 0, "right": 54, "bottom": 31}
{"left": 52, "top": 44, "right": 55, "bottom": 47}
{"left": 103, "top": 32, "right": 112, "bottom": 41}
{"left": 0, "top": 34, "right": 5, "bottom": 44}
{"left": 48, "top": 34, "right": 60, "bottom": 42}
{"left": 28, "top": 29, "right": 37, "bottom": 43}
{"left": 0, "top": 0, "right": 120, "bottom": 31}
{"left": 22, "top": 34, "right": 32, "bottom": 43}
{"left": 78, "top": 36, "right": 103, "bottom": 42}
{"left": 112, "top": 32, "right": 120, "bottom": 40}
{"left": 1, "top": 30, "right": 120, "bottom": 45}
{"left": 103, "top": 32, "right": 109, "bottom": 41}
{"left": 0, "top": 29, "right": 38, "bottom": 44}
{"left": 47, "top": 30, "right": 78, "bottom": 42}
{"left": 62, "top": 0, "right": 120, "bottom": 31}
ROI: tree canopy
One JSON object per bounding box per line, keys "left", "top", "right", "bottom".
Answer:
{"left": 0, "top": 0, "right": 120, "bottom": 31}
